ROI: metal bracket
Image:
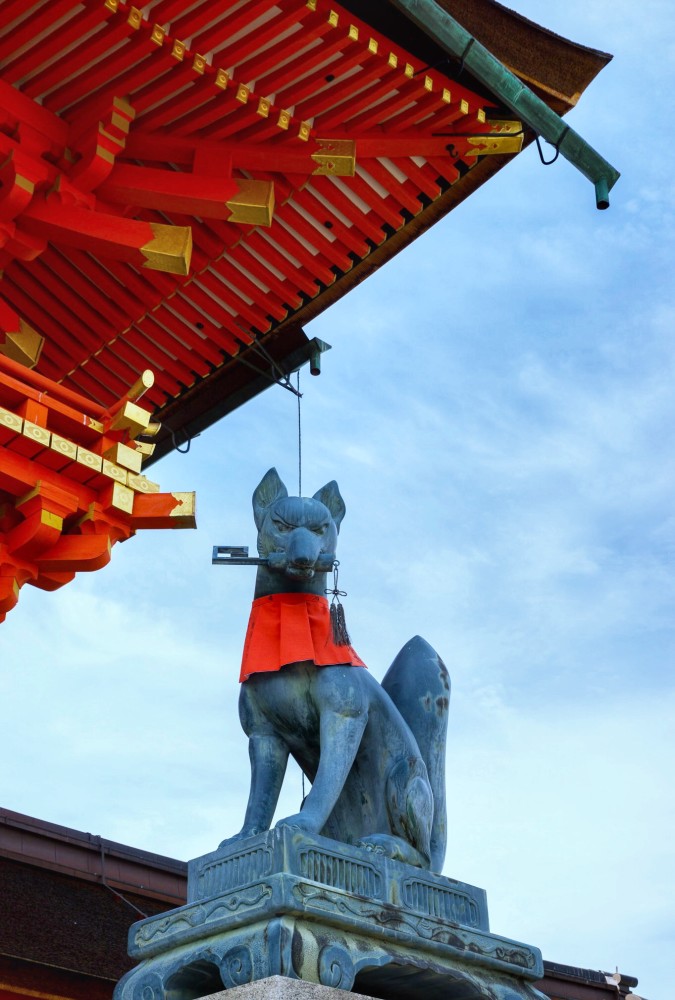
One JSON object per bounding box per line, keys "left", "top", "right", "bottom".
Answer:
{"left": 311, "top": 139, "right": 356, "bottom": 176}
{"left": 212, "top": 545, "right": 267, "bottom": 566}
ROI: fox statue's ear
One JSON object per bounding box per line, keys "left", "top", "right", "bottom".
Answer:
{"left": 313, "top": 480, "right": 346, "bottom": 532}
{"left": 253, "top": 468, "right": 288, "bottom": 528}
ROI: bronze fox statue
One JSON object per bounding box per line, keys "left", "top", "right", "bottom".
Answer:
{"left": 222, "top": 468, "right": 450, "bottom": 872}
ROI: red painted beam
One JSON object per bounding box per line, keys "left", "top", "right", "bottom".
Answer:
{"left": 135, "top": 67, "right": 226, "bottom": 132}
{"left": 178, "top": 0, "right": 272, "bottom": 55}
{"left": 19, "top": 197, "right": 191, "bottom": 273}
{"left": 98, "top": 163, "right": 249, "bottom": 220}
{"left": 255, "top": 19, "right": 356, "bottom": 98}
{"left": 45, "top": 22, "right": 161, "bottom": 112}
{"left": 234, "top": 6, "right": 331, "bottom": 86}
{"left": 200, "top": 0, "right": 312, "bottom": 72}
{"left": 13, "top": 2, "right": 127, "bottom": 93}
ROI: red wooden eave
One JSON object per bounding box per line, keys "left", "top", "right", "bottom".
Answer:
{"left": 0, "top": 0, "right": 611, "bottom": 460}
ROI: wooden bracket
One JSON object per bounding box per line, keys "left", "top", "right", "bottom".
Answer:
{"left": 0, "top": 300, "right": 44, "bottom": 368}
{"left": 0, "top": 84, "right": 192, "bottom": 275}
{"left": 0, "top": 362, "right": 196, "bottom": 622}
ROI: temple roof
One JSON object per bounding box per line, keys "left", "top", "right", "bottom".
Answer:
{"left": 0, "top": 1, "right": 612, "bottom": 461}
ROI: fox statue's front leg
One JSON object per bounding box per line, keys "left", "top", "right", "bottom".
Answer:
{"left": 218, "top": 684, "right": 290, "bottom": 848}
{"left": 275, "top": 665, "right": 369, "bottom": 833}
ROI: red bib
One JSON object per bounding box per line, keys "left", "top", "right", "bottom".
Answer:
{"left": 239, "top": 592, "right": 366, "bottom": 682}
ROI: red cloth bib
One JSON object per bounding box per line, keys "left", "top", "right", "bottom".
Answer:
{"left": 239, "top": 592, "right": 366, "bottom": 682}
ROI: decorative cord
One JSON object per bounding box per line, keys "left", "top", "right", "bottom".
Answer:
{"left": 326, "top": 560, "right": 351, "bottom": 646}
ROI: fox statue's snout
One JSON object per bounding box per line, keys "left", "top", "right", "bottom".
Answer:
{"left": 266, "top": 525, "right": 336, "bottom": 579}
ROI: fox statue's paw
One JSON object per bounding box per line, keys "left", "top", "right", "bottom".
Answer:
{"left": 275, "top": 812, "right": 317, "bottom": 834}
{"left": 218, "top": 825, "right": 267, "bottom": 850}
{"left": 357, "top": 833, "right": 430, "bottom": 870}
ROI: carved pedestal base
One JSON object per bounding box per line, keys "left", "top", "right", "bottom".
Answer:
{"left": 114, "top": 829, "right": 548, "bottom": 1000}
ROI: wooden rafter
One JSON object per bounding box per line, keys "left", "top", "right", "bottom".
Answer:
{"left": 1, "top": 0, "right": 525, "bottom": 418}
{"left": 0, "top": 354, "right": 195, "bottom": 621}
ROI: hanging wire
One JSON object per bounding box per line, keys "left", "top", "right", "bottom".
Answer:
{"left": 98, "top": 839, "right": 148, "bottom": 918}
{"left": 297, "top": 369, "right": 302, "bottom": 496}
{"left": 297, "top": 365, "right": 304, "bottom": 805}
{"left": 240, "top": 337, "right": 302, "bottom": 396}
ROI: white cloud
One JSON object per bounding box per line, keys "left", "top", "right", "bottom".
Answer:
{"left": 447, "top": 683, "right": 675, "bottom": 998}
{"left": 1, "top": 4, "right": 673, "bottom": 997}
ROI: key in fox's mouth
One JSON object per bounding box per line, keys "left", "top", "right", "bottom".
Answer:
{"left": 287, "top": 563, "right": 315, "bottom": 579}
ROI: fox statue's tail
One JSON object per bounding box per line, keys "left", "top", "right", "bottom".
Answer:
{"left": 382, "top": 636, "right": 450, "bottom": 872}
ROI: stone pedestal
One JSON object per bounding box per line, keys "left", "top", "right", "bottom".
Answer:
{"left": 114, "top": 828, "right": 548, "bottom": 1000}
{"left": 200, "top": 977, "right": 378, "bottom": 1000}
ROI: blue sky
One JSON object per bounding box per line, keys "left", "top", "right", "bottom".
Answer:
{"left": 2, "top": 2, "right": 673, "bottom": 998}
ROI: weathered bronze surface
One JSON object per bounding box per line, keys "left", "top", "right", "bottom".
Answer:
{"left": 222, "top": 469, "right": 450, "bottom": 873}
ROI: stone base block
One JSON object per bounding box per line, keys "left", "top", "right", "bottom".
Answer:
{"left": 200, "top": 976, "right": 376, "bottom": 1000}
{"left": 115, "top": 829, "right": 549, "bottom": 1000}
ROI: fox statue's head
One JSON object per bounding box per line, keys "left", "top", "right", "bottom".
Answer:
{"left": 252, "top": 468, "right": 345, "bottom": 594}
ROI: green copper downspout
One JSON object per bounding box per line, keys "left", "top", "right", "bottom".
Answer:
{"left": 388, "top": 0, "right": 620, "bottom": 208}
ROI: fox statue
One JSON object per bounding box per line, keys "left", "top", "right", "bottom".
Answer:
{"left": 222, "top": 468, "right": 450, "bottom": 872}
